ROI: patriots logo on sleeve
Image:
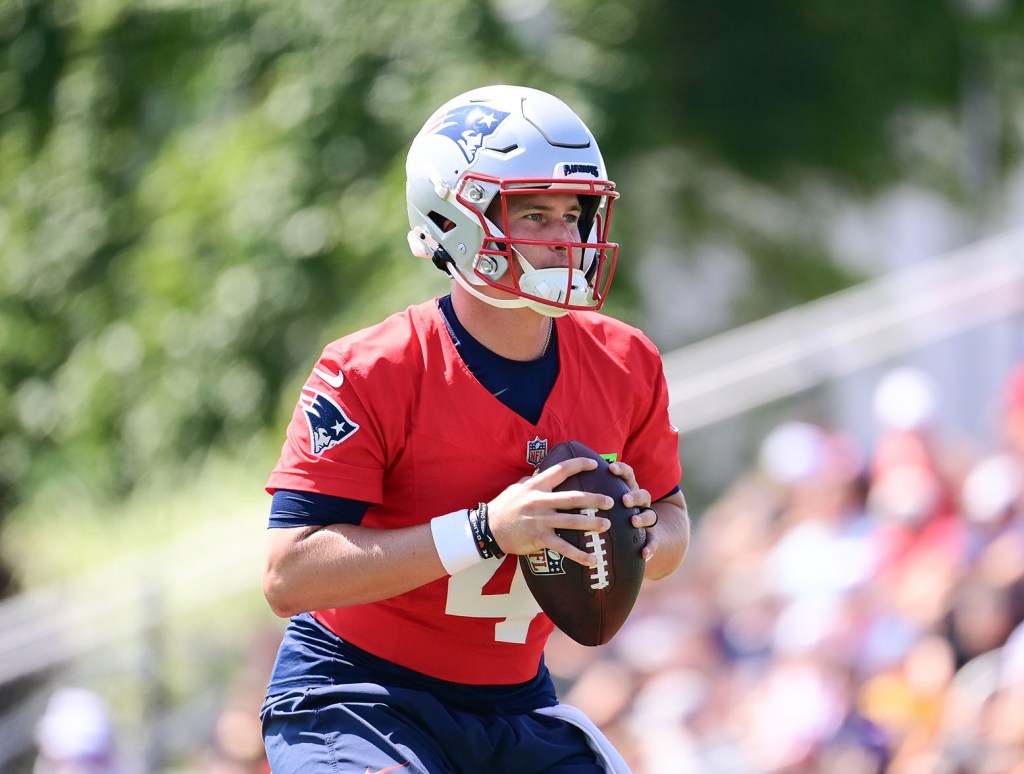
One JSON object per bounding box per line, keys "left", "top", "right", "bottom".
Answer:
{"left": 299, "top": 389, "right": 360, "bottom": 455}
{"left": 430, "top": 105, "right": 511, "bottom": 164}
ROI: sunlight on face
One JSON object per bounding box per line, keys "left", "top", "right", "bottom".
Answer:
{"left": 488, "top": 193, "right": 583, "bottom": 271}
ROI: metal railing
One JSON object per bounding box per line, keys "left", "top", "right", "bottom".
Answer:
{"left": 662, "top": 228, "right": 1024, "bottom": 432}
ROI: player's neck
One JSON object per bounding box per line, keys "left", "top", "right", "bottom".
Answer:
{"left": 450, "top": 289, "right": 553, "bottom": 362}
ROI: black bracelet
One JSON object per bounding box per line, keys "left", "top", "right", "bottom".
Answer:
{"left": 467, "top": 503, "right": 505, "bottom": 560}
{"left": 478, "top": 501, "right": 506, "bottom": 559}
{"left": 467, "top": 506, "right": 495, "bottom": 560}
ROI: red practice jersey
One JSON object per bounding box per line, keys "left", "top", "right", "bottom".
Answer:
{"left": 267, "top": 299, "right": 681, "bottom": 685}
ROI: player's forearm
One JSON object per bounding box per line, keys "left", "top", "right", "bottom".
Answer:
{"left": 643, "top": 494, "right": 690, "bottom": 581}
{"left": 262, "top": 522, "right": 447, "bottom": 616}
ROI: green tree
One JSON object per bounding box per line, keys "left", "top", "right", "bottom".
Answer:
{"left": 0, "top": 0, "right": 571, "bottom": 514}
{"left": 2, "top": 0, "right": 1022, "bottom": 518}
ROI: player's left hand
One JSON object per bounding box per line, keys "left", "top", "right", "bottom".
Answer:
{"left": 608, "top": 460, "right": 658, "bottom": 562}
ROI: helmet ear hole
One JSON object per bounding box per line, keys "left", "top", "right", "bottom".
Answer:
{"left": 428, "top": 211, "right": 457, "bottom": 233}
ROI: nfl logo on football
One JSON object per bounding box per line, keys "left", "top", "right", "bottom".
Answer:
{"left": 526, "top": 436, "right": 548, "bottom": 466}
{"left": 525, "top": 548, "right": 565, "bottom": 576}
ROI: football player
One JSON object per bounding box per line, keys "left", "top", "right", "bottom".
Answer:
{"left": 261, "top": 84, "right": 690, "bottom": 773}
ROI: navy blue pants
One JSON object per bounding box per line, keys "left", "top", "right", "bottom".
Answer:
{"left": 261, "top": 683, "right": 603, "bottom": 773}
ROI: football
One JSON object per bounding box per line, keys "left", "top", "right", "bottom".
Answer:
{"left": 520, "top": 440, "right": 646, "bottom": 646}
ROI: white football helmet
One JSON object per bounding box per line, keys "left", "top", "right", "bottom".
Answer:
{"left": 406, "top": 85, "right": 619, "bottom": 317}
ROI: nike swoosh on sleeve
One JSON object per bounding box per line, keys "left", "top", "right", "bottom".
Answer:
{"left": 312, "top": 367, "right": 345, "bottom": 388}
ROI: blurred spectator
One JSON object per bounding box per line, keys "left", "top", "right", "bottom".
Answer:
{"left": 758, "top": 421, "right": 872, "bottom": 604}
{"left": 1001, "top": 364, "right": 1024, "bottom": 460}
{"left": 193, "top": 633, "right": 275, "bottom": 774}
{"left": 961, "top": 454, "right": 1024, "bottom": 557}
{"left": 33, "top": 687, "right": 121, "bottom": 774}
{"left": 871, "top": 367, "right": 940, "bottom": 436}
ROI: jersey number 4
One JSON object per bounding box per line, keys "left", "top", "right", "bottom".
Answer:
{"left": 445, "top": 558, "right": 541, "bottom": 643}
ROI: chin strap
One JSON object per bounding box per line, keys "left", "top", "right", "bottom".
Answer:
{"left": 448, "top": 265, "right": 539, "bottom": 310}
{"left": 449, "top": 268, "right": 577, "bottom": 318}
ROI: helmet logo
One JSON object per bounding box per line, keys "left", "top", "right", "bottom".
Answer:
{"left": 431, "top": 105, "right": 510, "bottom": 163}
{"left": 560, "top": 163, "right": 600, "bottom": 178}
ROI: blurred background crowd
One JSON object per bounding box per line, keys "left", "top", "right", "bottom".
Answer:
{"left": 545, "top": 362, "right": 1024, "bottom": 774}
{"left": 4, "top": 0, "right": 1024, "bottom": 772}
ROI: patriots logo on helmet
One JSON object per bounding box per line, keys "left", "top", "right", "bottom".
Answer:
{"left": 432, "top": 105, "right": 511, "bottom": 164}
{"left": 299, "top": 390, "right": 360, "bottom": 455}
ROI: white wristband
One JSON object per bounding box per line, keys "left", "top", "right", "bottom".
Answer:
{"left": 430, "top": 509, "right": 484, "bottom": 576}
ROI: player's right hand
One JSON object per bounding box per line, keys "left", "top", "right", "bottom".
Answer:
{"left": 485, "top": 457, "right": 612, "bottom": 566}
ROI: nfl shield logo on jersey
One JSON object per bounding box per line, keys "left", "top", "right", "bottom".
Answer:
{"left": 300, "top": 390, "right": 360, "bottom": 455}
{"left": 526, "top": 436, "right": 548, "bottom": 466}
